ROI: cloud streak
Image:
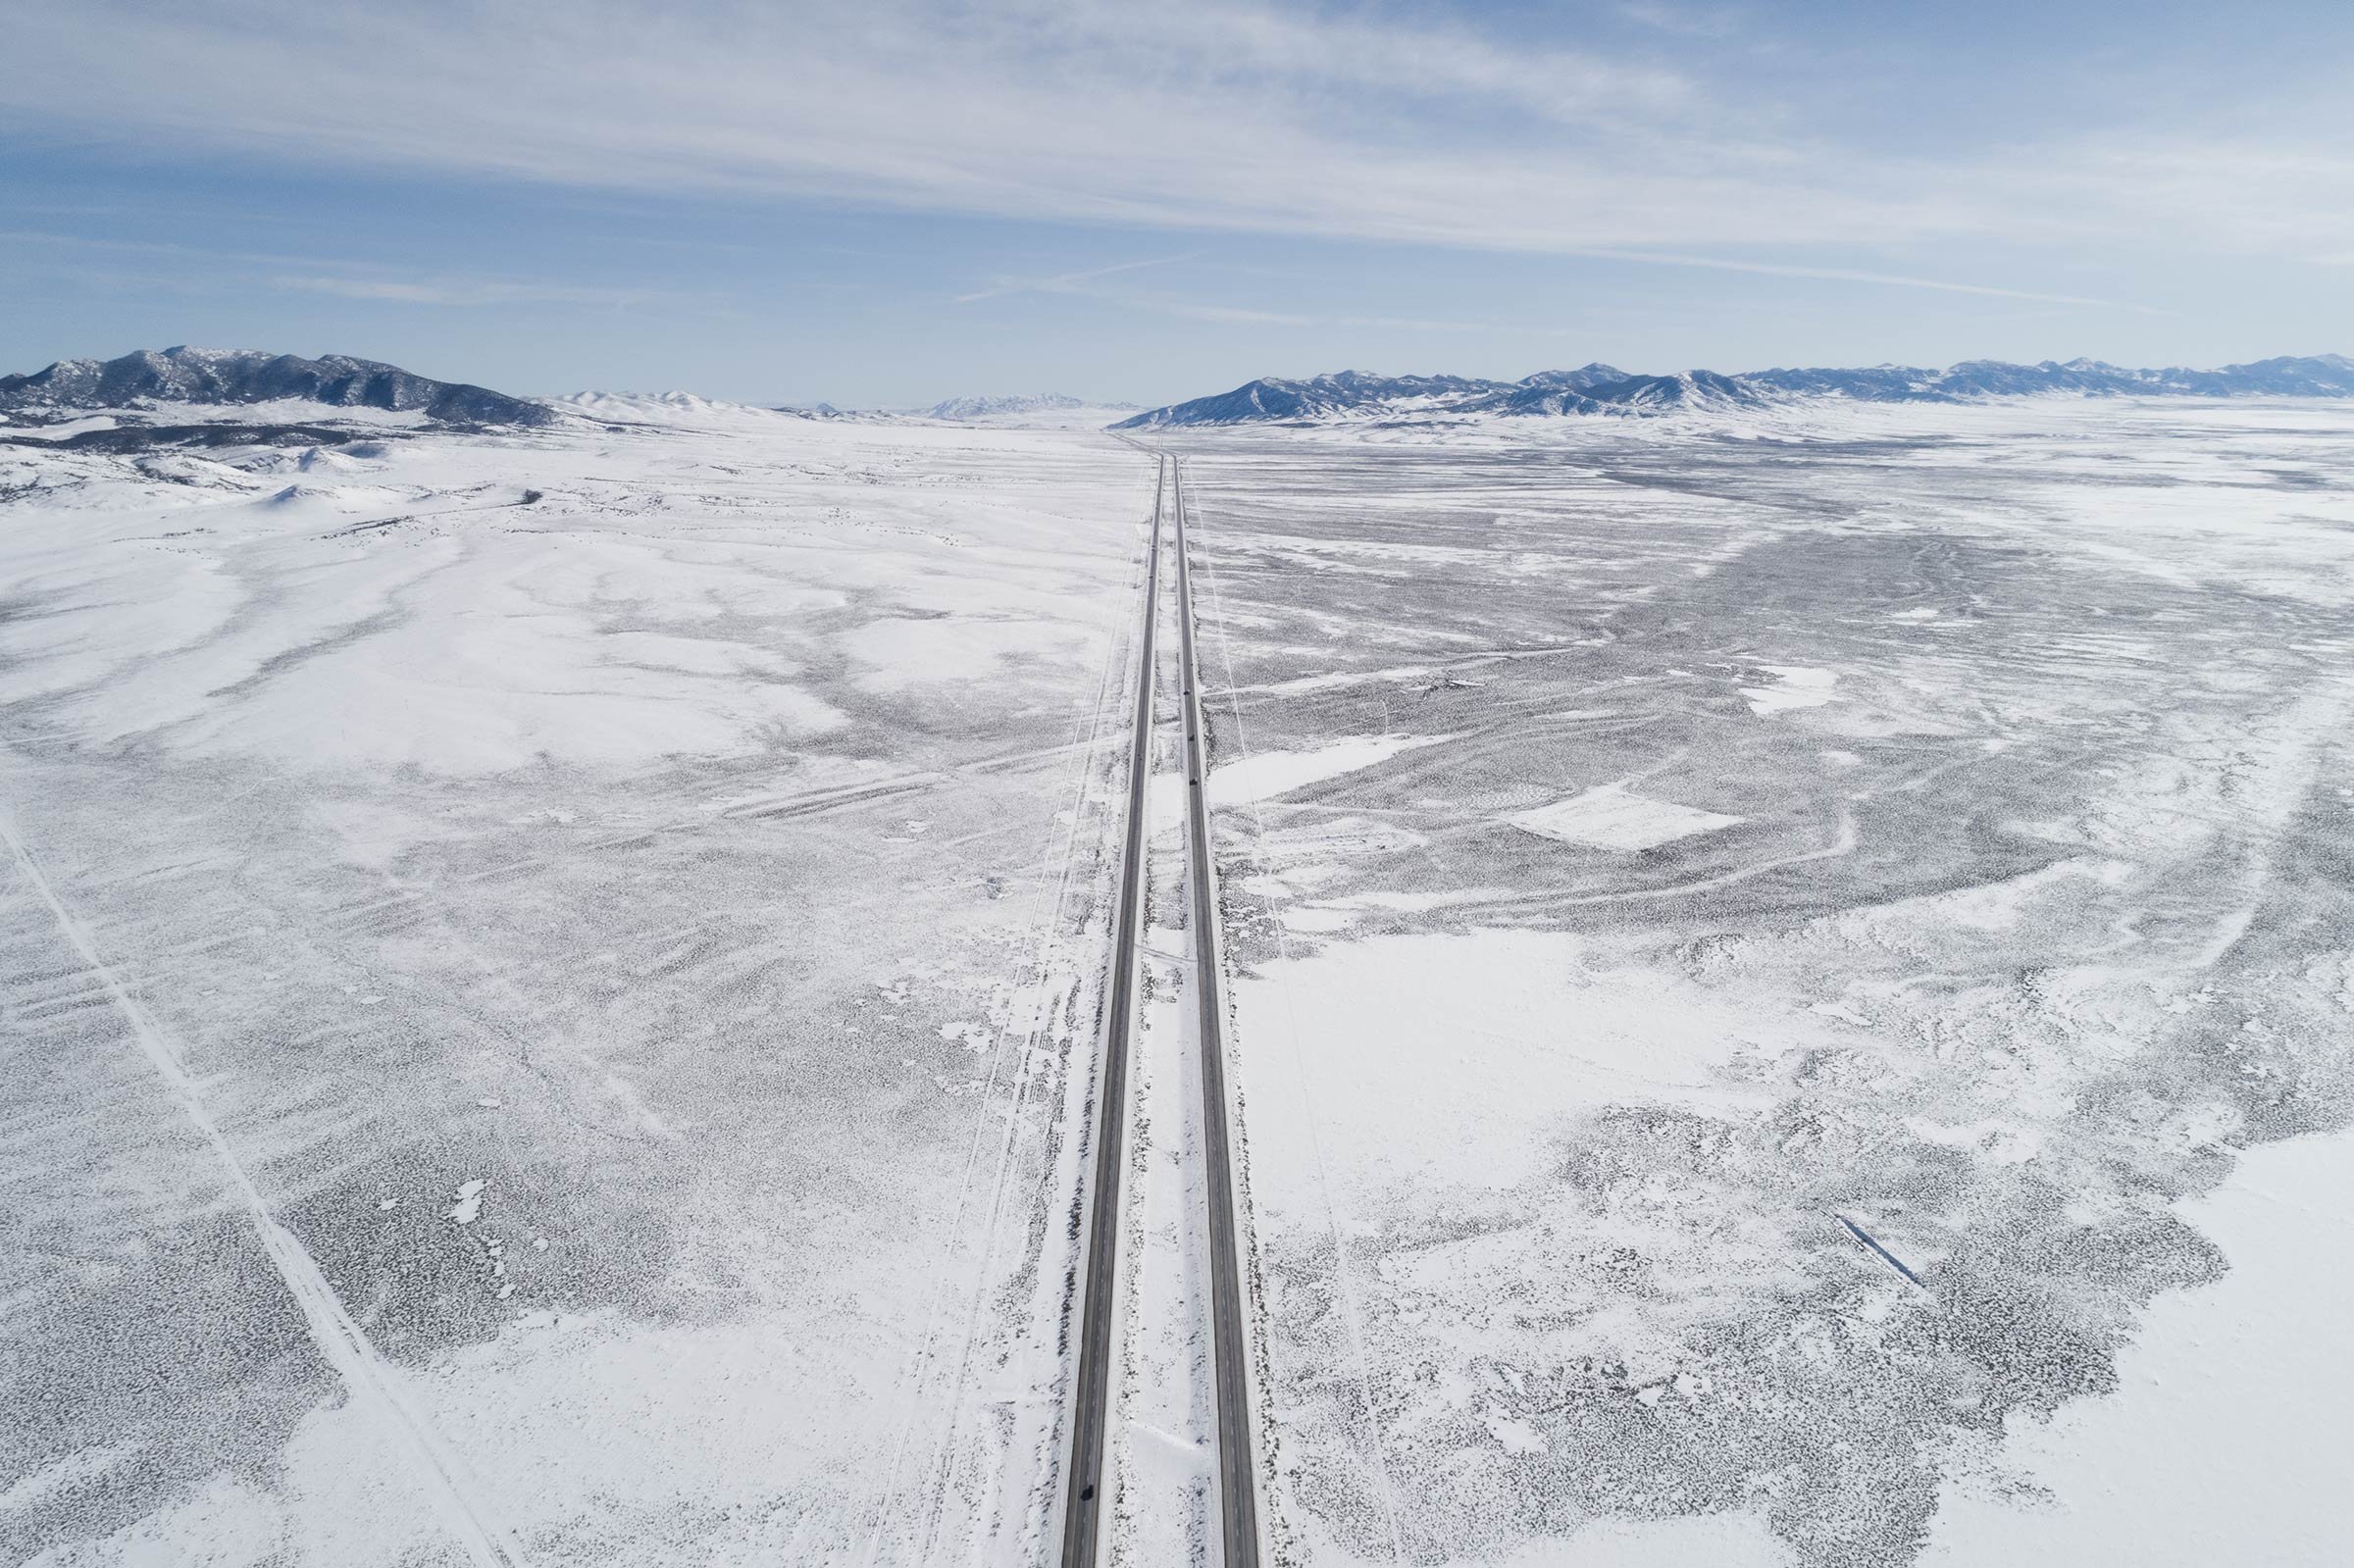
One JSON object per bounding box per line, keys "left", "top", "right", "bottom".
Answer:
{"left": 954, "top": 252, "right": 1199, "bottom": 303}
{"left": 956, "top": 257, "right": 1317, "bottom": 328}
{"left": 274, "top": 275, "right": 655, "bottom": 307}
{"left": 1558, "top": 250, "right": 2175, "bottom": 314}
{"left": 0, "top": 228, "right": 672, "bottom": 313}
{"left": 3, "top": 0, "right": 2348, "bottom": 301}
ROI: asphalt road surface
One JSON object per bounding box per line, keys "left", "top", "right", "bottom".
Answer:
{"left": 1174, "top": 458, "right": 1263, "bottom": 1568}
{"left": 1057, "top": 456, "right": 1164, "bottom": 1568}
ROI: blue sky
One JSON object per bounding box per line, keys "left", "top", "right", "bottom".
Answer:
{"left": 4, "top": 0, "right": 2350, "bottom": 407}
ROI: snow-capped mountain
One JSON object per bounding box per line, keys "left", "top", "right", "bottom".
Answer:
{"left": 0, "top": 346, "right": 556, "bottom": 426}
{"left": 1115, "top": 354, "right": 2354, "bottom": 428}
{"left": 927, "top": 392, "right": 1139, "bottom": 420}
{"left": 555, "top": 389, "right": 792, "bottom": 425}
{"left": 930, "top": 393, "right": 1081, "bottom": 420}
{"left": 1124, "top": 371, "right": 1504, "bottom": 426}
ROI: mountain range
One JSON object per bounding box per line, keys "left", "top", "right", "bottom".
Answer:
{"left": 927, "top": 392, "right": 1140, "bottom": 420}
{"left": 0, "top": 346, "right": 556, "bottom": 427}
{"left": 15, "top": 347, "right": 2352, "bottom": 436}
{"left": 1114, "top": 354, "right": 2354, "bottom": 428}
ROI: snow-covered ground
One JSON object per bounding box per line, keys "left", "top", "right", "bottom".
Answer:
{"left": 8, "top": 391, "right": 2352, "bottom": 1568}
{"left": 0, "top": 400, "right": 1154, "bottom": 1565}
{"left": 1170, "top": 398, "right": 2354, "bottom": 1568}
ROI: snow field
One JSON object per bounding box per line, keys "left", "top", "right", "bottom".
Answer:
{"left": 1170, "top": 400, "right": 2354, "bottom": 1568}
{"left": 0, "top": 402, "right": 1156, "bottom": 1567}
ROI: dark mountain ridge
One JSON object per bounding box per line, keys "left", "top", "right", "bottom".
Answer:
{"left": 1116, "top": 353, "right": 2354, "bottom": 428}
{"left": 0, "top": 346, "right": 557, "bottom": 427}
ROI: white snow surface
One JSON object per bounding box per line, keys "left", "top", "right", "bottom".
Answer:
{"left": 1173, "top": 398, "right": 2354, "bottom": 1568}
{"left": 552, "top": 388, "right": 793, "bottom": 425}
{"left": 925, "top": 393, "right": 1139, "bottom": 426}
{"left": 1922, "top": 1126, "right": 2354, "bottom": 1567}
{"left": 1738, "top": 663, "right": 1842, "bottom": 715}
{"left": 11, "top": 391, "right": 2354, "bottom": 1568}
{"left": 1510, "top": 784, "right": 1745, "bottom": 850}
{"left": 0, "top": 396, "right": 1153, "bottom": 1567}
{"left": 1207, "top": 733, "right": 1441, "bottom": 806}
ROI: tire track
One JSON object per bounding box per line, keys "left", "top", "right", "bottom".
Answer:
{"left": 0, "top": 808, "right": 532, "bottom": 1568}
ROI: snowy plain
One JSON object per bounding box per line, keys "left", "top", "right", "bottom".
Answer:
{"left": 1168, "top": 397, "right": 2354, "bottom": 1568}
{"left": 0, "top": 394, "right": 1154, "bottom": 1566}
{"left": 4, "top": 390, "right": 2352, "bottom": 1568}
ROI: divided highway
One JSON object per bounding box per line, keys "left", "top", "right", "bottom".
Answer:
{"left": 1173, "top": 461, "right": 1261, "bottom": 1568}
{"left": 1058, "top": 456, "right": 1163, "bottom": 1568}
{"left": 1059, "top": 454, "right": 1261, "bottom": 1567}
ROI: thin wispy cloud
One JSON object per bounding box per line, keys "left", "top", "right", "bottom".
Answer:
{"left": 1562, "top": 250, "right": 2175, "bottom": 314}
{"left": 1154, "top": 301, "right": 1315, "bottom": 327}
{"left": 1335, "top": 315, "right": 1503, "bottom": 333}
{"left": 4, "top": 230, "right": 664, "bottom": 309}
{"left": 963, "top": 266, "right": 1317, "bottom": 329}
{"left": 955, "top": 253, "right": 1199, "bottom": 303}
{"left": 1615, "top": 2, "right": 1744, "bottom": 40}
{"left": 275, "top": 275, "right": 654, "bottom": 307}
{"left": 946, "top": 246, "right": 2161, "bottom": 334}
{"left": 6, "top": 0, "right": 2348, "bottom": 300}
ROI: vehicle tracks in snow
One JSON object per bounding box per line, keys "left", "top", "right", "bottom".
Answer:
{"left": 0, "top": 806, "right": 534, "bottom": 1568}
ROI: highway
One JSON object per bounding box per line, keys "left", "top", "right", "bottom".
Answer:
{"left": 1173, "top": 459, "right": 1262, "bottom": 1568}
{"left": 1057, "top": 456, "right": 1163, "bottom": 1568}
{"left": 1059, "top": 452, "right": 1261, "bottom": 1567}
